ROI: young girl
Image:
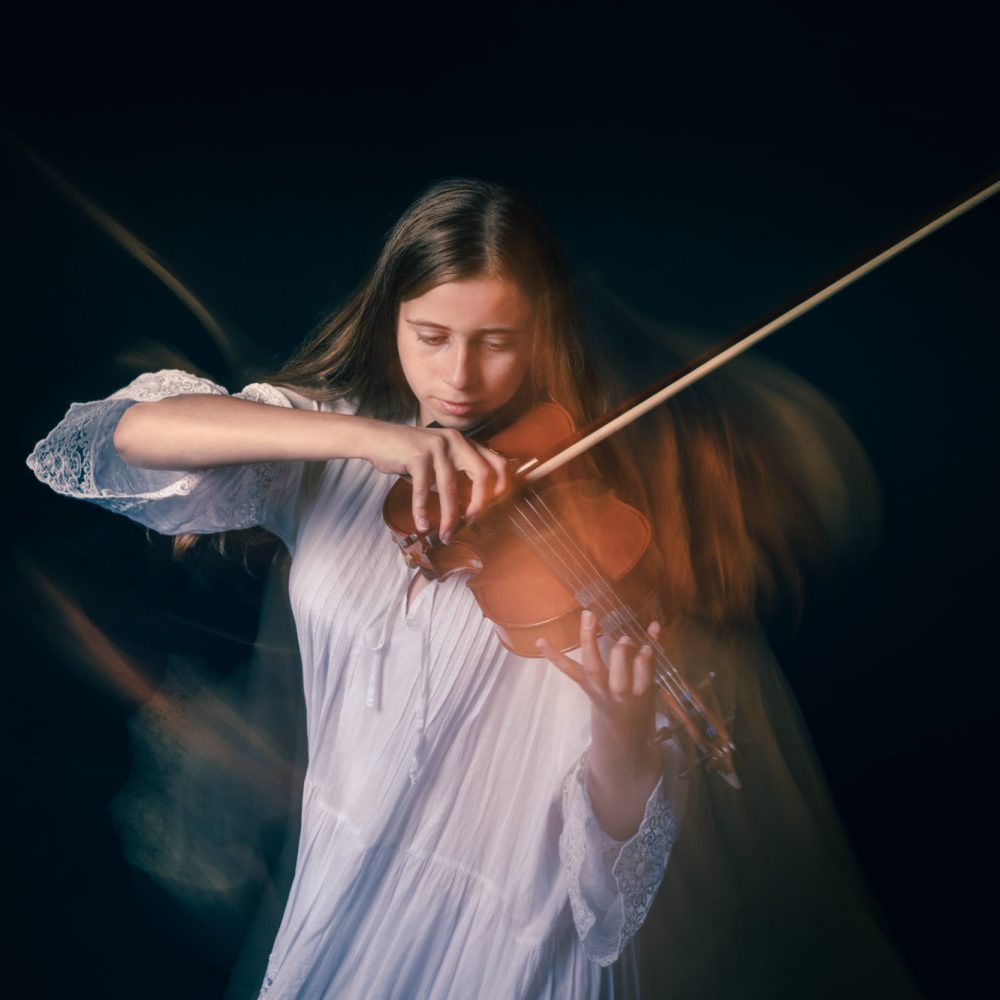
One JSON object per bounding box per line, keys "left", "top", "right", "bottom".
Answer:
{"left": 27, "top": 179, "right": 689, "bottom": 998}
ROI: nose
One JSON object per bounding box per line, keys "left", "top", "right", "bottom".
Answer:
{"left": 445, "top": 343, "right": 477, "bottom": 390}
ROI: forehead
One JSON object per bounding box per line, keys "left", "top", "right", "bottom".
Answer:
{"left": 399, "top": 277, "right": 533, "bottom": 330}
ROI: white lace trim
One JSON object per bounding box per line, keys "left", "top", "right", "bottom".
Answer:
{"left": 107, "top": 369, "right": 229, "bottom": 403}
{"left": 27, "top": 400, "right": 106, "bottom": 499}
{"left": 237, "top": 381, "right": 297, "bottom": 409}
{"left": 26, "top": 411, "right": 201, "bottom": 511}
{"left": 25, "top": 369, "right": 294, "bottom": 524}
{"left": 560, "top": 749, "right": 676, "bottom": 966}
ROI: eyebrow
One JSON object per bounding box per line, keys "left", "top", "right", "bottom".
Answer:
{"left": 406, "top": 319, "right": 523, "bottom": 335}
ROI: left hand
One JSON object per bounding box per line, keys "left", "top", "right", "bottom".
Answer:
{"left": 537, "top": 609, "right": 663, "bottom": 839}
{"left": 536, "top": 609, "right": 659, "bottom": 758}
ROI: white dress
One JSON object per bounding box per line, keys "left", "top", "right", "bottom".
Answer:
{"left": 27, "top": 370, "right": 686, "bottom": 1000}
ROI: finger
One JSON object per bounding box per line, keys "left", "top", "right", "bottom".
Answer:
{"left": 646, "top": 620, "right": 661, "bottom": 640}
{"left": 633, "top": 642, "right": 654, "bottom": 697}
{"left": 478, "top": 444, "right": 510, "bottom": 498}
{"left": 455, "top": 443, "right": 495, "bottom": 522}
{"left": 579, "top": 610, "right": 608, "bottom": 692}
{"left": 410, "top": 457, "right": 433, "bottom": 532}
{"left": 607, "top": 636, "right": 634, "bottom": 700}
{"left": 535, "top": 636, "right": 586, "bottom": 686}
{"left": 432, "top": 441, "right": 459, "bottom": 542}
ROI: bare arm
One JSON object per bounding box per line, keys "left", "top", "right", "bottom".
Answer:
{"left": 113, "top": 394, "right": 509, "bottom": 536}
{"left": 538, "top": 613, "right": 662, "bottom": 841}
{"left": 586, "top": 659, "right": 663, "bottom": 840}
{"left": 114, "top": 394, "right": 383, "bottom": 469}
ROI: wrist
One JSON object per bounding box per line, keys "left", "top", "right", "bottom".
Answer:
{"left": 586, "top": 722, "right": 661, "bottom": 841}
{"left": 339, "top": 414, "right": 382, "bottom": 464}
{"left": 589, "top": 710, "right": 661, "bottom": 784}
{"left": 349, "top": 416, "right": 405, "bottom": 469}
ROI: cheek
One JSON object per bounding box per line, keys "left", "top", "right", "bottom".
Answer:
{"left": 484, "top": 355, "right": 531, "bottom": 404}
{"left": 510, "top": 361, "right": 530, "bottom": 391}
{"left": 504, "top": 352, "right": 532, "bottom": 389}
{"left": 396, "top": 336, "right": 425, "bottom": 387}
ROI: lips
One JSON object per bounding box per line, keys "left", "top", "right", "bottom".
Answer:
{"left": 435, "top": 398, "right": 480, "bottom": 416}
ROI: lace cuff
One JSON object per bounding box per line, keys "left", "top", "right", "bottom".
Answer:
{"left": 559, "top": 748, "right": 679, "bottom": 966}
{"left": 26, "top": 369, "right": 304, "bottom": 545}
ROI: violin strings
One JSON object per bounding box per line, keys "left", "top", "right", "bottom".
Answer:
{"left": 505, "top": 495, "right": 695, "bottom": 718}
{"left": 526, "top": 490, "right": 717, "bottom": 735}
{"left": 520, "top": 491, "right": 717, "bottom": 738}
{"left": 513, "top": 489, "right": 661, "bottom": 655}
{"left": 506, "top": 490, "right": 660, "bottom": 671}
{"left": 504, "top": 489, "right": 698, "bottom": 714}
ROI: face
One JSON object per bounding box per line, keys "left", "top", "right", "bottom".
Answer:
{"left": 396, "top": 276, "right": 535, "bottom": 429}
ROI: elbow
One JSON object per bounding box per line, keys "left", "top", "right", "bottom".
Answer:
{"left": 113, "top": 403, "right": 151, "bottom": 466}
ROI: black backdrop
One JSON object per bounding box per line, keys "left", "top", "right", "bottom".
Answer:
{"left": 2, "top": 8, "right": 997, "bottom": 998}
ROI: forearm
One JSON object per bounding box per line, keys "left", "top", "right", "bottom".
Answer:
{"left": 586, "top": 711, "right": 662, "bottom": 841}
{"left": 113, "top": 394, "right": 381, "bottom": 469}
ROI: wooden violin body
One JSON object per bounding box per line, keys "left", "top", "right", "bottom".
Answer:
{"left": 383, "top": 401, "right": 740, "bottom": 787}
{"left": 378, "top": 176, "right": 1000, "bottom": 791}
{"left": 383, "top": 403, "right": 661, "bottom": 655}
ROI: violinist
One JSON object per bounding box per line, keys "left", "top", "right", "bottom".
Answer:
{"left": 28, "top": 176, "right": 925, "bottom": 999}
{"left": 27, "top": 178, "right": 687, "bottom": 999}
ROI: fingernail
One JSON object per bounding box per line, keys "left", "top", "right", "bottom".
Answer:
{"left": 441, "top": 530, "right": 451, "bottom": 545}
{"left": 417, "top": 517, "right": 429, "bottom": 531}
{"left": 535, "top": 638, "right": 547, "bottom": 652}
{"left": 618, "top": 635, "right": 633, "bottom": 646}
{"left": 581, "top": 610, "right": 594, "bottom": 627}
{"left": 640, "top": 644, "right": 652, "bottom": 656}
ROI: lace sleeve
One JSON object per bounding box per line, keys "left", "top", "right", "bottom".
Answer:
{"left": 559, "top": 740, "right": 686, "bottom": 966}
{"left": 25, "top": 369, "right": 307, "bottom": 547}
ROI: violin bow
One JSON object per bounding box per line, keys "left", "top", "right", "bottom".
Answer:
{"left": 519, "top": 173, "right": 1000, "bottom": 481}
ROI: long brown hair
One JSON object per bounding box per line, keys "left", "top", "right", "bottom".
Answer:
{"left": 270, "top": 178, "right": 606, "bottom": 426}
{"left": 182, "top": 179, "right": 869, "bottom": 629}
{"left": 177, "top": 179, "right": 621, "bottom": 557}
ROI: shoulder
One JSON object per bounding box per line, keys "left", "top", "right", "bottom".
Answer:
{"left": 238, "top": 382, "right": 360, "bottom": 416}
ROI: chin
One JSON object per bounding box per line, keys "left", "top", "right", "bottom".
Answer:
{"left": 438, "top": 415, "right": 478, "bottom": 430}
{"left": 420, "top": 410, "right": 471, "bottom": 430}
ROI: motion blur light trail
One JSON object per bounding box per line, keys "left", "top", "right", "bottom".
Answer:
{"left": 21, "top": 554, "right": 304, "bottom": 903}
{"left": 8, "top": 133, "right": 241, "bottom": 368}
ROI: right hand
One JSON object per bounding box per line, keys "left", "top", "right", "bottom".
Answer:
{"left": 361, "top": 422, "right": 510, "bottom": 542}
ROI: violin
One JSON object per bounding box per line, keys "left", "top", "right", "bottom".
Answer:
{"left": 383, "top": 172, "right": 1000, "bottom": 790}
{"left": 383, "top": 400, "right": 741, "bottom": 788}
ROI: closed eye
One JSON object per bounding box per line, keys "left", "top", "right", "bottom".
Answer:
{"left": 483, "top": 338, "right": 516, "bottom": 352}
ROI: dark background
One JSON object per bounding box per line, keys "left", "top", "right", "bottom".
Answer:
{"left": 2, "top": 7, "right": 997, "bottom": 998}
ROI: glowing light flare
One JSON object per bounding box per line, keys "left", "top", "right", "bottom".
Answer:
{"left": 21, "top": 557, "right": 297, "bottom": 796}
{"left": 8, "top": 132, "right": 241, "bottom": 367}
{"left": 23, "top": 558, "right": 158, "bottom": 705}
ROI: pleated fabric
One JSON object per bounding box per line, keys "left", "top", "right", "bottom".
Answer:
{"left": 27, "top": 370, "right": 685, "bottom": 1000}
